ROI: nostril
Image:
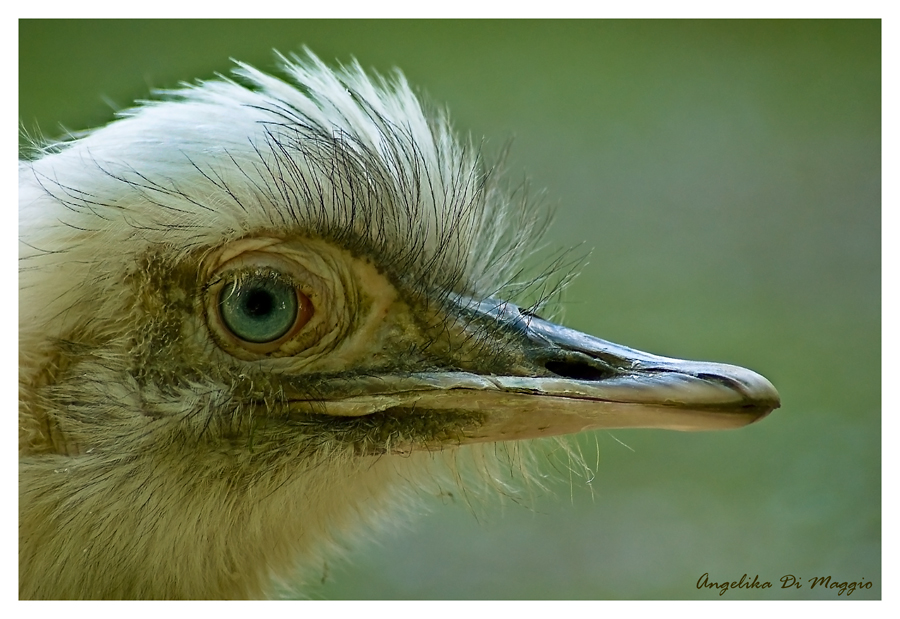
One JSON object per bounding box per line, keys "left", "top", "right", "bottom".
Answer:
{"left": 544, "top": 360, "right": 615, "bottom": 381}
{"left": 518, "top": 307, "right": 545, "bottom": 320}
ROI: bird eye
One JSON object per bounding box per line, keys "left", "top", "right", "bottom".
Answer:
{"left": 216, "top": 272, "right": 314, "bottom": 349}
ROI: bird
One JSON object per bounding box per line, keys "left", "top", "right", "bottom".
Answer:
{"left": 18, "top": 51, "right": 780, "bottom": 599}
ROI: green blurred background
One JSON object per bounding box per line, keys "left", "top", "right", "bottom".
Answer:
{"left": 18, "top": 20, "right": 880, "bottom": 599}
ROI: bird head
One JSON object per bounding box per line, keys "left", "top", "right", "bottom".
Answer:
{"left": 19, "top": 52, "right": 779, "bottom": 599}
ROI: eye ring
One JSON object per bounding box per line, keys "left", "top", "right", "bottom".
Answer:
{"left": 211, "top": 268, "right": 315, "bottom": 355}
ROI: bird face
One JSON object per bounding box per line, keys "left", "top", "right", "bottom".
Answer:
{"left": 19, "top": 52, "right": 779, "bottom": 599}
{"left": 124, "top": 230, "right": 778, "bottom": 459}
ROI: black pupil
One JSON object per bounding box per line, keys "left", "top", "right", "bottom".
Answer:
{"left": 244, "top": 289, "right": 273, "bottom": 318}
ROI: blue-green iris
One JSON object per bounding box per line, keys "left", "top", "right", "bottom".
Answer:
{"left": 219, "top": 277, "right": 298, "bottom": 343}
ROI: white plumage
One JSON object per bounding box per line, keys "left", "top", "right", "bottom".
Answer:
{"left": 19, "top": 52, "right": 779, "bottom": 599}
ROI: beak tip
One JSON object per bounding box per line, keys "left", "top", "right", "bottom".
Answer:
{"left": 742, "top": 370, "right": 781, "bottom": 415}
{"left": 700, "top": 361, "right": 779, "bottom": 409}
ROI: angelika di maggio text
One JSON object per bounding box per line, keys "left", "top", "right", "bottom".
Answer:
{"left": 696, "top": 573, "right": 873, "bottom": 596}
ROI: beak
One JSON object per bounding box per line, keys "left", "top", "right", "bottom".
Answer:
{"left": 294, "top": 296, "right": 780, "bottom": 451}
